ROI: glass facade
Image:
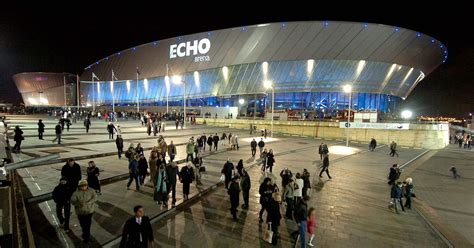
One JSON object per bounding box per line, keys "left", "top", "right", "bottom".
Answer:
{"left": 81, "top": 59, "right": 414, "bottom": 113}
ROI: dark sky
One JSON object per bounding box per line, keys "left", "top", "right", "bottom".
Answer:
{"left": 0, "top": 4, "right": 472, "bottom": 117}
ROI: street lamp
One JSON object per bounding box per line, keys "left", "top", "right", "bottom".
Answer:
{"left": 343, "top": 84, "right": 352, "bottom": 146}
{"left": 264, "top": 80, "right": 274, "bottom": 137}
{"left": 401, "top": 110, "right": 413, "bottom": 119}
{"left": 172, "top": 75, "right": 186, "bottom": 128}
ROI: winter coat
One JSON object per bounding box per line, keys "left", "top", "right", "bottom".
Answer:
{"left": 166, "top": 164, "right": 179, "bottom": 185}
{"left": 294, "top": 179, "right": 304, "bottom": 197}
{"left": 61, "top": 163, "right": 82, "bottom": 189}
{"left": 86, "top": 166, "right": 100, "bottom": 190}
{"left": 120, "top": 216, "right": 154, "bottom": 248}
{"left": 55, "top": 124, "right": 62, "bottom": 134}
{"left": 388, "top": 167, "right": 400, "bottom": 181}
{"left": 213, "top": 135, "right": 219, "bottom": 144}
{"left": 280, "top": 170, "right": 292, "bottom": 187}
{"left": 390, "top": 185, "right": 403, "bottom": 199}
{"left": 258, "top": 140, "right": 265, "bottom": 148}
{"left": 322, "top": 156, "right": 329, "bottom": 168}
{"left": 266, "top": 153, "right": 275, "bottom": 167}
{"left": 283, "top": 183, "right": 294, "bottom": 199}
{"left": 167, "top": 144, "right": 176, "bottom": 156}
{"left": 240, "top": 174, "right": 251, "bottom": 191}
{"left": 302, "top": 171, "right": 311, "bottom": 189}
{"left": 179, "top": 166, "right": 194, "bottom": 184}
{"left": 251, "top": 140, "right": 257, "bottom": 149}
{"left": 14, "top": 128, "right": 24, "bottom": 142}
{"left": 221, "top": 162, "right": 234, "bottom": 179}
{"left": 266, "top": 198, "right": 282, "bottom": 226}
{"left": 149, "top": 157, "right": 158, "bottom": 185}
{"left": 259, "top": 183, "right": 273, "bottom": 205}
{"left": 116, "top": 137, "right": 124, "bottom": 149}
{"left": 307, "top": 216, "right": 317, "bottom": 234}
{"left": 70, "top": 188, "right": 97, "bottom": 215}
{"left": 138, "top": 158, "right": 148, "bottom": 175}
{"left": 52, "top": 184, "right": 72, "bottom": 204}
{"left": 38, "top": 122, "right": 45, "bottom": 132}
{"left": 207, "top": 136, "right": 213, "bottom": 146}
{"left": 155, "top": 168, "right": 167, "bottom": 193}
{"left": 228, "top": 181, "right": 240, "bottom": 205}
{"left": 186, "top": 143, "right": 194, "bottom": 154}
{"left": 294, "top": 201, "right": 308, "bottom": 223}
{"left": 128, "top": 160, "right": 139, "bottom": 175}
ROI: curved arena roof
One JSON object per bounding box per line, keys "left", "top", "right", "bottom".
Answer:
{"left": 80, "top": 21, "right": 447, "bottom": 100}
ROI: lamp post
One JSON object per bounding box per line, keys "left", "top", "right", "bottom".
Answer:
{"left": 264, "top": 80, "right": 274, "bottom": 137}
{"left": 172, "top": 75, "right": 186, "bottom": 128}
{"left": 343, "top": 84, "right": 352, "bottom": 147}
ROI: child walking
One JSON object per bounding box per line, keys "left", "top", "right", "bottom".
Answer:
{"left": 307, "top": 207, "right": 317, "bottom": 247}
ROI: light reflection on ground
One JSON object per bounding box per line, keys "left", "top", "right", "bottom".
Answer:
{"left": 240, "top": 137, "right": 280, "bottom": 143}
{"left": 329, "top": 145, "right": 360, "bottom": 155}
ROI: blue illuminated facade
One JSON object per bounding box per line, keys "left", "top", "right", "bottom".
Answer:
{"left": 80, "top": 21, "right": 446, "bottom": 115}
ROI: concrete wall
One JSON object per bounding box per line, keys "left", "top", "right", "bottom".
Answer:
{"left": 197, "top": 118, "right": 449, "bottom": 149}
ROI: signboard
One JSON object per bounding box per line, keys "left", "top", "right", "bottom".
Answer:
{"left": 339, "top": 122, "right": 410, "bottom": 129}
{"left": 169, "top": 38, "right": 211, "bottom": 62}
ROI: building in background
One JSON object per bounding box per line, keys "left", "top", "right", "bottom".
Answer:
{"left": 12, "top": 72, "right": 78, "bottom": 107}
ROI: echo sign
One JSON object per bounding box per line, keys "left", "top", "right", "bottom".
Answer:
{"left": 169, "top": 38, "right": 211, "bottom": 62}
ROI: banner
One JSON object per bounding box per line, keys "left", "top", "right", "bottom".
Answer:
{"left": 339, "top": 122, "right": 410, "bottom": 129}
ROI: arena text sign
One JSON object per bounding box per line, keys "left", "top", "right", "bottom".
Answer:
{"left": 169, "top": 38, "right": 211, "bottom": 62}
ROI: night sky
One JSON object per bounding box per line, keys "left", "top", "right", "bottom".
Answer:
{"left": 0, "top": 5, "right": 472, "bottom": 117}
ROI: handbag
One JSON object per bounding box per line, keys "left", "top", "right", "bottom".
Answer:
{"left": 219, "top": 174, "right": 225, "bottom": 183}
{"left": 263, "top": 222, "right": 273, "bottom": 243}
{"left": 199, "top": 166, "right": 206, "bottom": 172}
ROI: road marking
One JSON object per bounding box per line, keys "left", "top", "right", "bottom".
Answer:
{"left": 401, "top": 146, "right": 410, "bottom": 149}
{"left": 414, "top": 147, "right": 422, "bottom": 150}
{"left": 35, "top": 183, "right": 41, "bottom": 190}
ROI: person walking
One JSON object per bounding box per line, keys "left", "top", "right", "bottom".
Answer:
{"left": 318, "top": 143, "right": 324, "bottom": 160}
{"left": 251, "top": 138, "right": 257, "bottom": 157}
{"left": 116, "top": 136, "right": 124, "bottom": 159}
{"left": 61, "top": 158, "right": 82, "bottom": 192}
{"left": 228, "top": 175, "right": 241, "bottom": 221}
{"left": 86, "top": 161, "right": 101, "bottom": 194}
{"left": 389, "top": 181, "right": 404, "bottom": 214}
{"left": 221, "top": 132, "right": 227, "bottom": 146}
{"left": 12, "top": 126, "right": 24, "bottom": 153}
{"left": 266, "top": 149, "right": 275, "bottom": 173}
{"left": 294, "top": 173, "right": 304, "bottom": 205}
{"left": 167, "top": 141, "right": 176, "bottom": 162}
{"left": 154, "top": 163, "right": 168, "bottom": 208}
{"left": 135, "top": 143, "right": 144, "bottom": 156}
{"left": 302, "top": 169, "right": 311, "bottom": 197}
{"left": 127, "top": 155, "right": 140, "bottom": 191}
{"left": 52, "top": 122, "right": 62, "bottom": 144}
{"left": 137, "top": 154, "right": 149, "bottom": 185}
{"left": 240, "top": 169, "right": 251, "bottom": 209}
{"left": 166, "top": 162, "right": 179, "bottom": 207}
{"left": 404, "top": 177, "right": 414, "bottom": 209}
{"left": 107, "top": 122, "right": 116, "bottom": 140}
{"left": 193, "top": 153, "right": 203, "bottom": 185}
{"left": 369, "top": 138, "right": 377, "bottom": 151}
{"left": 266, "top": 193, "right": 282, "bottom": 245}
{"left": 84, "top": 117, "right": 91, "bottom": 133}
{"left": 449, "top": 165, "right": 460, "bottom": 179}
{"left": 213, "top": 133, "right": 220, "bottom": 151}
{"left": 319, "top": 154, "right": 332, "bottom": 179}
{"left": 259, "top": 178, "right": 273, "bottom": 223}
{"left": 387, "top": 164, "right": 401, "bottom": 185}
{"left": 389, "top": 141, "right": 399, "bottom": 157}
{"left": 260, "top": 149, "right": 268, "bottom": 172}
{"left": 70, "top": 179, "right": 97, "bottom": 243}
{"left": 52, "top": 177, "right": 72, "bottom": 232}
{"left": 307, "top": 207, "right": 317, "bottom": 247}
{"left": 179, "top": 162, "right": 194, "bottom": 200}
{"left": 38, "top": 119, "right": 45, "bottom": 140}
{"left": 120, "top": 205, "right": 154, "bottom": 248}
{"left": 291, "top": 195, "right": 309, "bottom": 248}
{"left": 186, "top": 140, "right": 194, "bottom": 162}
{"left": 258, "top": 138, "right": 265, "bottom": 155}
{"left": 206, "top": 135, "right": 213, "bottom": 152}
{"left": 283, "top": 178, "right": 295, "bottom": 219}
{"left": 221, "top": 159, "right": 234, "bottom": 189}
{"left": 148, "top": 151, "right": 158, "bottom": 186}
{"left": 116, "top": 124, "right": 122, "bottom": 138}
{"left": 236, "top": 159, "right": 244, "bottom": 177}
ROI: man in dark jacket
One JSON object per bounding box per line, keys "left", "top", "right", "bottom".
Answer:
{"left": 52, "top": 177, "right": 72, "bottom": 232}
{"left": 280, "top": 168, "right": 293, "bottom": 189}
{"left": 52, "top": 122, "right": 62, "bottom": 144}
{"left": 221, "top": 159, "right": 234, "bottom": 189}
{"left": 250, "top": 138, "right": 257, "bottom": 157}
{"left": 84, "top": 118, "right": 91, "bottom": 133}
{"left": 212, "top": 133, "right": 220, "bottom": 151}
{"left": 240, "top": 169, "right": 251, "bottom": 209}
{"left": 258, "top": 138, "right": 265, "bottom": 155}
{"left": 166, "top": 162, "right": 179, "bottom": 207}
{"left": 319, "top": 154, "right": 332, "bottom": 179}
{"left": 116, "top": 136, "right": 124, "bottom": 159}
{"left": 266, "top": 193, "right": 282, "bottom": 245}
{"left": 228, "top": 175, "right": 241, "bottom": 220}
{"left": 107, "top": 122, "right": 116, "bottom": 139}
{"left": 200, "top": 133, "right": 207, "bottom": 151}
{"left": 369, "top": 138, "right": 377, "bottom": 151}
{"left": 38, "top": 119, "right": 45, "bottom": 140}
{"left": 137, "top": 154, "right": 148, "bottom": 185}
{"left": 61, "top": 159, "right": 82, "bottom": 191}
{"left": 120, "top": 205, "right": 154, "bottom": 248}
{"left": 387, "top": 164, "right": 401, "bottom": 185}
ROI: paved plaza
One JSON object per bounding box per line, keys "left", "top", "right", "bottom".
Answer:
{"left": 3, "top": 115, "right": 474, "bottom": 247}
